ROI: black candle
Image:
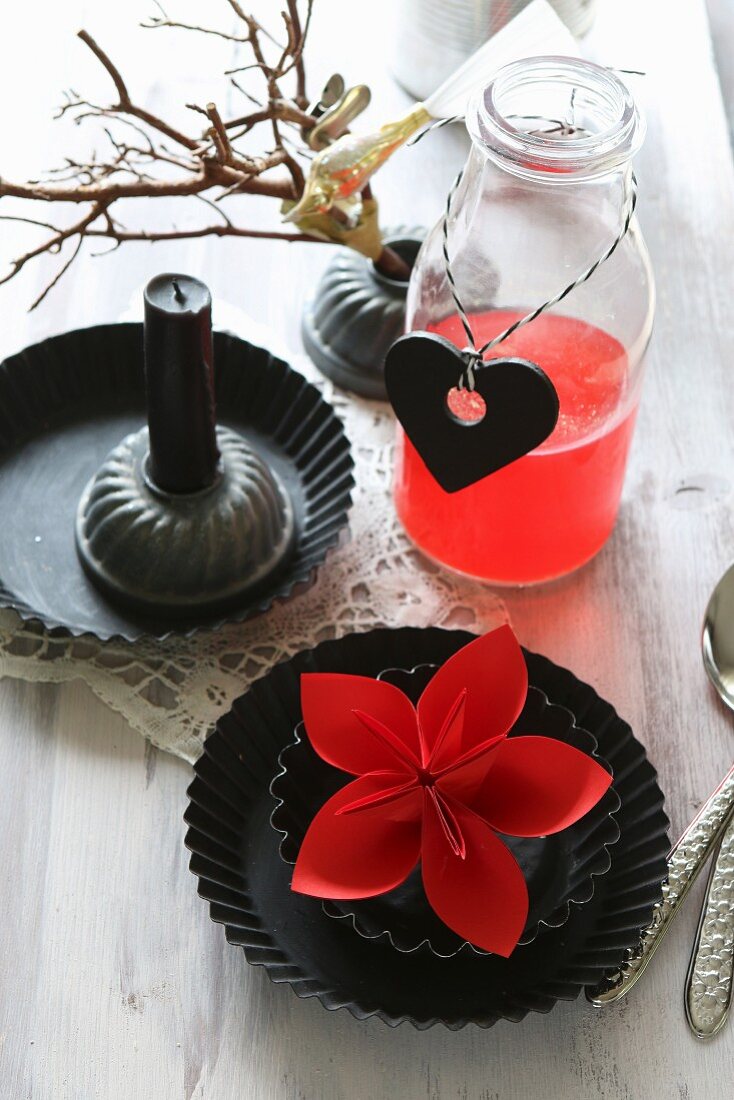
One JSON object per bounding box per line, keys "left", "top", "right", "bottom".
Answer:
{"left": 143, "top": 273, "right": 220, "bottom": 494}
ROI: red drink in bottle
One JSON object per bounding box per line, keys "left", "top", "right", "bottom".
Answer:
{"left": 394, "top": 310, "right": 639, "bottom": 584}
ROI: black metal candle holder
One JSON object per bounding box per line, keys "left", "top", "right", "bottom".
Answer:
{"left": 302, "top": 228, "right": 424, "bottom": 400}
{"left": 0, "top": 278, "right": 353, "bottom": 641}
{"left": 75, "top": 275, "right": 297, "bottom": 619}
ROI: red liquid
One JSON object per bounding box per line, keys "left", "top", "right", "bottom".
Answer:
{"left": 394, "top": 310, "right": 638, "bottom": 584}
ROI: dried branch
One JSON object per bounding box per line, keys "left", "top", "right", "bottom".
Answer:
{"left": 142, "top": 1, "right": 251, "bottom": 44}
{"left": 0, "top": 171, "right": 293, "bottom": 204}
{"left": 0, "top": 203, "right": 105, "bottom": 300}
{"left": 224, "top": 100, "right": 315, "bottom": 133}
{"left": 228, "top": 76, "right": 263, "bottom": 110}
{"left": 0, "top": 3, "right": 322, "bottom": 306}
{"left": 84, "top": 225, "right": 317, "bottom": 243}
{"left": 0, "top": 1, "right": 407, "bottom": 308}
{"left": 205, "top": 102, "right": 235, "bottom": 162}
{"left": 283, "top": 0, "right": 312, "bottom": 106}
{"left": 30, "top": 235, "right": 86, "bottom": 310}
{"left": 0, "top": 204, "right": 324, "bottom": 311}
{"left": 77, "top": 30, "right": 198, "bottom": 152}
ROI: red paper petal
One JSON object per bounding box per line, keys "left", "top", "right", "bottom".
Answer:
{"left": 418, "top": 626, "right": 527, "bottom": 765}
{"left": 291, "top": 774, "right": 422, "bottom": 899}
{"left": 434, "top": 733, "right": 506, "bottom": 804}
{"left": 421, "top": 793, "right": 528, "bottom": 956}
{"left": 351, "top": 710, "right": 420, "bottom": 771}
{"left": 337, "top": 775, "right": 419, "bottom": 816}
{"left": 427, "top": 689, "right": 466, "bottom": 771}
{"left": 425, "top": 786, "right": 466, "bottom": 858}
{"left": 301, "top": 673, "right": 421, "bottom": 774}
{"left": 470, "top": 735, "right": 612, "bottom": 837}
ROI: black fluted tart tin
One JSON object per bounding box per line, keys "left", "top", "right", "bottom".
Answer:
{"left": 0, "top": 324, "right": 353, "bottom": 640}
{"left": 185, "top": 628, "right": 670, "bottom": 1030}
{"left": 272, "top": 667, "right": 621, "bottom": 957}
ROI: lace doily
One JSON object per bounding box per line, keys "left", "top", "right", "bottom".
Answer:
{"left": 0, "top": 304, "right": 506, "bottom": 763}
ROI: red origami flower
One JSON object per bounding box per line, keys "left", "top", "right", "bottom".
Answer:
{"left": 291, "top": 627, "right": 611, "bottom": 956}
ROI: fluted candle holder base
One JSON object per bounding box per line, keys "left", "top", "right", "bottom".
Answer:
{"left": 75, "top": 425, "right": 295, "bottom": 618}
{"left": 302, "top": 229, "right": 424, "bottom": 400}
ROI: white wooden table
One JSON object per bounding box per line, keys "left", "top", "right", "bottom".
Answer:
{"left": 2, "top": 1, "right": 734, "bottom": 1096}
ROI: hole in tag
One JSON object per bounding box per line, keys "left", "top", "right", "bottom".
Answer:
{"left": 446, "top": 387, "right": 487, "bottom": 425}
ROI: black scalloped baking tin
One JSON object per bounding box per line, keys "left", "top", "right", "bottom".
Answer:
{"left": 0, "top": 324, "right": 353, "bottom": 641}
{"left": 272, "top": 667, "right": 621, "bottom": 957}
{"left": 185, "top": 628, "right": 670, "bottom": 1030}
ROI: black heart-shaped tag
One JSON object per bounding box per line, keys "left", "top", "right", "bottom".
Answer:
{"left": 385, "top": 332, "right": 560, "bottom": 493}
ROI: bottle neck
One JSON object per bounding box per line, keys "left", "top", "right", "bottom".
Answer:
{"left": 467, "top": 56, "right": 643, "bottom": 185}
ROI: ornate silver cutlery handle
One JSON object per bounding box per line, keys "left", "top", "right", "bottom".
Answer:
{"left": 685, "top": 816, "right": 734, "bottom": 1039}
{"left": 586, "top": 762, "right": 734, "bottom": 1006}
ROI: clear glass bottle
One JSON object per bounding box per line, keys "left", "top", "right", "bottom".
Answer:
{"left": 394, "top": 56, "right": 654, "bottom": 585}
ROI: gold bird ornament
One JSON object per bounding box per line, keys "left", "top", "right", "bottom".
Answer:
{"left": 283, "top": 1, "right": 577, "bottom": 246}
{"left": 283, "top": 104, "right": 431, "bottom": 225}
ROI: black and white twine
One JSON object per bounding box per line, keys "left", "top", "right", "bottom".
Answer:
{"left": 444, "top": 164, "right": 638, "bottom": 389}
{"left": 410, "top": 108, "right": 639, "bottom": 391}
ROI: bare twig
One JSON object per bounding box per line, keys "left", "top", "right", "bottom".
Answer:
{"left": 229, "top": 76, "right": 263, "bottom": 109}
{"left": 76, "top": 30, "right": 198, "bottom": 151}
{"left": 283, "top": 0, "right": 312, "bottom": 105}
{"left": 0, "top": 171, "right": 293, "bottom": 203}
{"left": 224, "top": 99, "right": 315, "bottom": 132}
{"left": 142, "top": 1, "right": 251, "bottom": 44}
{"left": 30, "top": 235, "right": 86, "bottom": 310}
{"left": 84, "top": 224, "right": 319, "bottom": 243}
{"left": 0, "top": 2, "right": 396, "bottom": 309}
{"left": 206, "top": 102, "right": 233, "bottom": 162}
{"left": 0, "top": 203, "right": 104, "bottom": 291}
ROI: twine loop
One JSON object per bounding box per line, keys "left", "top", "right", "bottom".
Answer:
{"left": 459, "top": 347, "right": 483, "bottom": 391}
{"left": 412, "top": 93, "right": 640, "bottom": 389}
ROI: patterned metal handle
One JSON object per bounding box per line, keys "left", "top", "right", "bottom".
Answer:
{"left": 685, "top": 816, "right": 734, "bottom": 1038}
{"left": 586, "top": 762, "right": 734, "bottom": 1006}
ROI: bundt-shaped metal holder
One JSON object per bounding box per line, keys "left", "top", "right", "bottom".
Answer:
{"left": 75, "top": 274, "right": 296, "bottom": 619}
{"left": 302, "top": 228, "right": 424, "bottom": 399}
{"left": 75, "top": 426, "right": 296, "bottom": 617}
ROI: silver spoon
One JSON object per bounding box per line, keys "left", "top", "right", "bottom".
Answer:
{"left": 587, "top": 567, "right": 734, "bottom": 1009}
{"left": 684, "top": 565, "right": 734, "bottom": 1039}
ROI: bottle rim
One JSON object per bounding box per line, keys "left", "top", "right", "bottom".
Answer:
{"left": 467, "top": 56, "right": 644, "bottom": 182}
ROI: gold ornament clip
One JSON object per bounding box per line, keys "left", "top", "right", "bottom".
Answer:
{"left": 284, "top": 103, "right": 432, "bottom": 226}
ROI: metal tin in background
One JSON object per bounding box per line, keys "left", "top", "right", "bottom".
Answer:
{"left": 390, "top": 0, "right": 596, "bottom": 102}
